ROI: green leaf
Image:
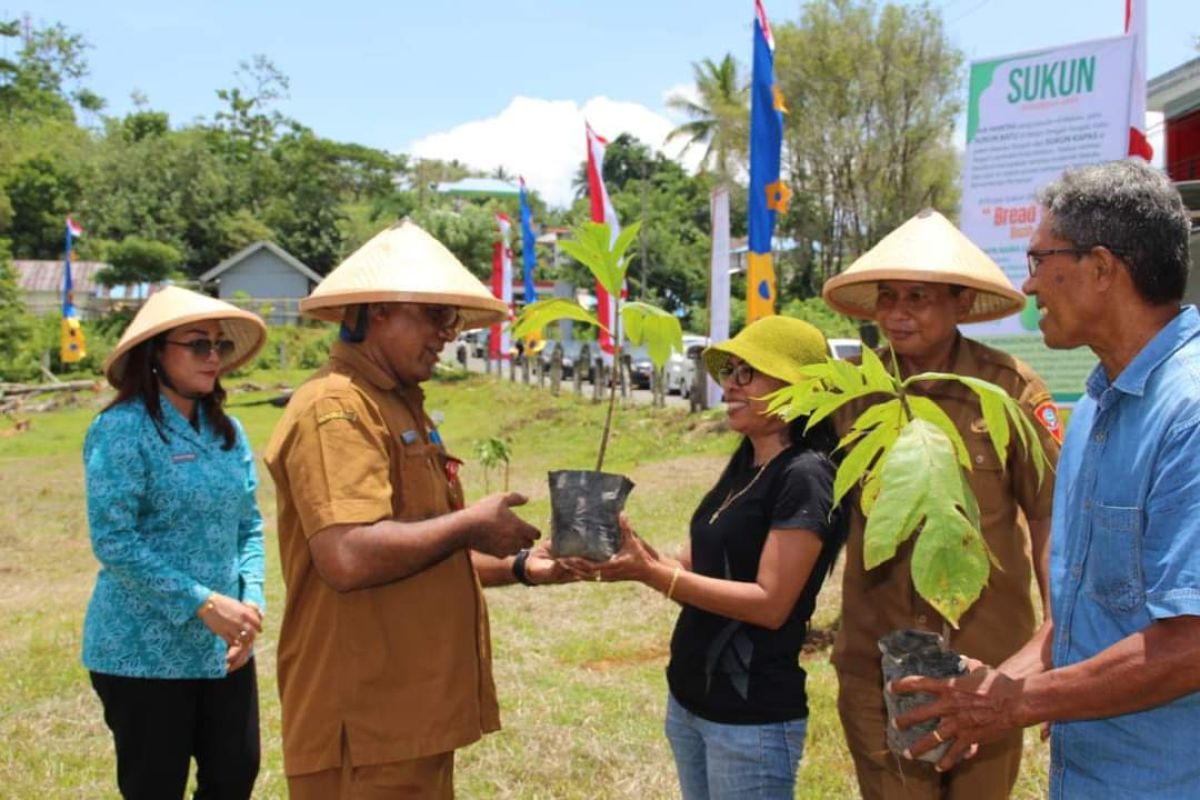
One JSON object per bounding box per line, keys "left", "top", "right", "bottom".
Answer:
{"left": 910, "top": 494, "right": 990, "bottom": 628}
{"left": 847, "top": 398, "right": 905, "bottom": 436}
{"left": 863, "top": 418, "right": 990, "bottom": 626}
{"left": 557, "top": 220, "right": 642, "bottom": 297}
{"left": 622, "top": 301, "right": 683, "bottom": 369}
{"left": 511, "top": 299, "right": 602, "bottom": 341}
{"left": 858, "top": 345, "right": 896, "bottom": 393}
{"left": 833, "top": 421, "right": 899, "bottom": 509}
{"left": 907, "top": 395, "right": 971, "bottom": 469}
{"left": 827, "top": 357, "right": 866, "bottom": 393}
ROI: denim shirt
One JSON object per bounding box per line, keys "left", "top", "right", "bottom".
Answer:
{"left": 81, "top": 398, "right": 265, "bottom": 679}
{"left": 1049, "top": 306, "right": 1200, "bottom": 799}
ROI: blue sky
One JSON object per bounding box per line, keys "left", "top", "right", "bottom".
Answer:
{"left": 21, "top": 0, "right": 1200, "bottom": 207}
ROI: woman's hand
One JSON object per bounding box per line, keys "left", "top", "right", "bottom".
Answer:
{"left": 561, "top": 514, "right": 661, "bottom": 585}
{"left": 199, "top": 593, "right": 262, "bottom": 648}
{"left": 225, "top": 639, "right": 254, "bottom": 673}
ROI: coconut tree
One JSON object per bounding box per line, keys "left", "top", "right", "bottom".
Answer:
{"left": 665, "top": 53, "right": 749, "bottom": 183}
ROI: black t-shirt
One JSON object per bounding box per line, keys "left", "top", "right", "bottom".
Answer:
{"left": 666, "top": 443, "right": 845, "bottom": 724}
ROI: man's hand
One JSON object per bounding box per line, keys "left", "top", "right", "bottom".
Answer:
{"left": 523, "top": 543, "right": 579, "bottom": 585}
{"left": 465, "top": 492, "right": 540, "bottom": 558}
{"left": 892, "top": 663, "right": 1026, "bottom": 771}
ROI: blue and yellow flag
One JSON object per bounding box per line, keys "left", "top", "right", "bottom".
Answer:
{"left": 747, "top": 0, "right": 790, "bottom": 323}
{"left": 61, "top": 216, "right": 87, "bottom": 363}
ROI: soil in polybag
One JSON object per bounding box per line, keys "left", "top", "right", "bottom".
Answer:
{"left": 879, "top": 629, "right": 966, "bottom": 763}
{"left": 547, "top": 469, "right": 635, "bottom": 561}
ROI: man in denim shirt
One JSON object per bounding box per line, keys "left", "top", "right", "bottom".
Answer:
{"left": 892, "top": 159, "right": 1200, "bottom": 799}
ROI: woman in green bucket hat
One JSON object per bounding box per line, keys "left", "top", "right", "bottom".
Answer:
{"left": 572, "top": 316, "right": 849, "bottom": 798}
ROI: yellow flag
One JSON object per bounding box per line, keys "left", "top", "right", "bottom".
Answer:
{"left": 60, "top": 316, "right": 87, "bottom": 363}
{"left": 746, "top": 251, "right": 777, "bottom": 323}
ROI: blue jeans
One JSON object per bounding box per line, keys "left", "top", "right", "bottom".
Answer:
{"left": 665, "top": 692, "right": 807, "bottom": 800}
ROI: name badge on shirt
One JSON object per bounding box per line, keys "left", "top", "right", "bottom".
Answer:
{"left": 171, "top": 452, "right": 197, "bottom": 463}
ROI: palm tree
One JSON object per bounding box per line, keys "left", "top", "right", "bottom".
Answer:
{"left": 665, "top": 54, "right": 749, "bottom": 183}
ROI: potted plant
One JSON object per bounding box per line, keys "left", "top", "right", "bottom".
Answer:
{"left": 511, "top": 219, "right": 683, "bottom": 561}
{"left": 767, "top": 348, "right": 1049, "bottom": 760}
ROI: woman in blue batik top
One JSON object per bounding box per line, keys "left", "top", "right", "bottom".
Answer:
{"left": 83, "top": 286, "right": 268, "bottom": 800}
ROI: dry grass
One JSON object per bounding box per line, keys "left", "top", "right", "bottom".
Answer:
{"left": 0, "top": 375, "right": 1049, "bottom": 798}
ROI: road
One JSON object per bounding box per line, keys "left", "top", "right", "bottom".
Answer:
{"left": 441, "top": 347, "right": 704, "bottom": 411}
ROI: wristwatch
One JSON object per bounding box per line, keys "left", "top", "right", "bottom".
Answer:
{"left": 511, "top": 548, "right": 536, "bottom": 587}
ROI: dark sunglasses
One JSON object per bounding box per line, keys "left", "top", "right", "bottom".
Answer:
{"left": 716, "top": 361, "right": 756, "bottom": 387}
{"left": 165, "top": 338, "right": 236, "bottom": 359}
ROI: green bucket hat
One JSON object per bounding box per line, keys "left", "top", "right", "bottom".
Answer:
{"left": 703, "top": 316, "right": 829, "bottom": 386}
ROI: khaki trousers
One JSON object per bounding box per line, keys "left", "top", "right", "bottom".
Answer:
{"left": 837, "top": 674, "right": 1022, "bottom": 800}
{"left": 287, "top": 736, "right": 454, "bottom": 800}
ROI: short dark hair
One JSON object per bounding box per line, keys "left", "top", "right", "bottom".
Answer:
{"left": 1037, "top": 160, "right": 1191, "bottom": 305}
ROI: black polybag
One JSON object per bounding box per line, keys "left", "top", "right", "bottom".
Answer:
{"left": 547, "top": 470, "right": 635, "bottom": 561}
{"left": 878, "top": 629, "right": 967, "bottom": 763}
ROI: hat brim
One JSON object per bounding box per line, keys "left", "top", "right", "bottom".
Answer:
{"left": 301, "top": 291, "right": 508, "bottom": 330}
{"left": 822, "top": 269, "right": 1026, "bottom": 323}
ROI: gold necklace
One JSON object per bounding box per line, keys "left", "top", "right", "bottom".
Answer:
{"left": 708, "top": 450, "right": 783, "bottom": 524}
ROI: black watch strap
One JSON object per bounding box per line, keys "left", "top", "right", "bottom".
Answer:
{"left": 512, "top": 548, "right": 535, "bottom": 586}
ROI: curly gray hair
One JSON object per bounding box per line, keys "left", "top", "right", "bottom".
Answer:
{"left": 1037, "top": 160, "right": 1191, "bottom": 305}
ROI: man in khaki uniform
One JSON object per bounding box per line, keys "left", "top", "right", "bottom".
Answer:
{"left": 265, "top": 221, "right": 565, "bottom": 798}
{"left": 822, "top": 209, "right": 1062, "bottom": 800}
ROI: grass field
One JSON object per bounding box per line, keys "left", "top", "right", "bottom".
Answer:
{"left": 0, "top": 373, "right": 1050, "bottom": 798}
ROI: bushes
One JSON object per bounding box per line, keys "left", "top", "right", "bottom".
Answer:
{"left": 241, "top": 325, "right": 337, "bottom": 374}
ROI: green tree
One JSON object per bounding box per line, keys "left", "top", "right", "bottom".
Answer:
{"left": 0, "top": 237, "right": 38, "bottom": 380}
{"left": 411, "top": 204, "right": 500, "bottom": 281}
{"left": 0, "top": 21, "right": 94, "bottom": 122}
{"left": 775, "top": 0, "right": 962, "bottom": 288}
{"left": 94, "top": 237, "right": 183, "bottom": 286}
{"left": 5, "top": 156, "right": 80, "bottom": 258}
{"left": 665, "top": 53, "right": 749, "bottom": 183}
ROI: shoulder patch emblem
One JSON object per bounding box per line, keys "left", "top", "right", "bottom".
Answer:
{"left": 1033, "top": 400, "right": 1063, "bottom": 444}
{"left": 316, "top": 409, "right": 357, "bottom": 426}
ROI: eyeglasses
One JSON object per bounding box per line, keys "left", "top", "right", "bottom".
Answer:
{"left": 420, "top": 304, "right": 463, "bottom": 333}
{"left": 1026, "top": 245, "right": 1127, "bottom": 278}
{"left": 165, "top": 339, "right": 236, "bottom": 359}
{"left": 716, "top": 361, "right": 756, "bottom": 387}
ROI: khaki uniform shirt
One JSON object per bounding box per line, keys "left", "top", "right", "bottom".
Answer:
{"left": 265, "top": 341, "right": 499, "bottom": 777}
{"left": 832, "top": 336, "right": 1061, "bottom": 682}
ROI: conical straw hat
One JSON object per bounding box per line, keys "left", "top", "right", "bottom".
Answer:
{"left": 301, "top": 219, "right": 508, "bottom": 329}
{"left": 103, "top": 286, "right": 267, "bottom": 389}
{"left": 822, "top": 208, "right": 1024, "bottom": 323}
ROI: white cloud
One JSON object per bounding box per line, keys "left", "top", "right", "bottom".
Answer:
{"left": 661, "top": 82, "right": 701, "bottom": 117}
{"left": 408, "top": 95, "right": 703, "bottom": 210}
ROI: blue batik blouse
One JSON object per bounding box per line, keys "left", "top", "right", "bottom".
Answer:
{"left": 81, "top": 397, "right": 265, "bottom": 679}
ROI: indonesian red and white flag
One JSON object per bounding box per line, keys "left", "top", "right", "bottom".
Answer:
{"left": 1125, "top": 0, "right": 1153, "bottom": 161}
{"left": 490, "top": 212, "right": 514, "bottom": 360}
{"left": 585, "top": 122, "right": 624, "bottom": 359}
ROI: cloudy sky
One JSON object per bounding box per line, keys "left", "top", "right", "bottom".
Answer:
{"left": 29, "top": 0, "right": 1199, "bottom": 207}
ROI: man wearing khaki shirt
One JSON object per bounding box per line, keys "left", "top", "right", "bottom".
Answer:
{"left": 266, "top": 221, "right": 566, "bottom": 798}
{"left": 822, "top": 209, "right": 1062, "bottom": 800}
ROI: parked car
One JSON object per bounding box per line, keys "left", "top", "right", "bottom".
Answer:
{"left": 827, "top": 337, "right": 862, "bottom": 361}
{"left": 536, "top": 340, "right": 577, "bottom": 379}
{"left": 665, "top": 334, "right": 709, "bottom": 398}
{"left": 626, "top": 345, "right": 655, "bottom": 390}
